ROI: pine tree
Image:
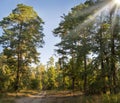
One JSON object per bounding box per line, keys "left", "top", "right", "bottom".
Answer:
{"left": 0, "top": 4, "right": 44, "bottom": 91}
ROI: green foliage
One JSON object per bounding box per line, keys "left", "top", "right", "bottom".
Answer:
{"left": 0, "top": 53, "right": 14, "bottom": 91}
{"left": 30, "top": 79, "right": 40, "bottom": 90}
{"left": 102, "top": 94, "right": 120, "bottom": 103}
{"left": 53, "top": 0, "right": 120, "bottom": 95}
{"left": 1, "top": 0, "right": 120, "bottom": 96}
{"left": 47, "top": 67, "right": 57, "bottom": 89}
{"left": 0, "top": 4, "right": 44, "bottom": 91}
{"left": 53, "top": 0, "right": 95, "bottom": 93}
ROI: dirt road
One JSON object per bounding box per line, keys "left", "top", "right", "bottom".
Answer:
{"left": 15, "top": 91, "right": 81, "bottom": 103}
{"left": 15, "top": 91, "right": 47, "bottom": 103}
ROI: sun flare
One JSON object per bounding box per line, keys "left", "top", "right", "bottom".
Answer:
{"left": 114, "top": 0, "right": 120, "bottom": 5}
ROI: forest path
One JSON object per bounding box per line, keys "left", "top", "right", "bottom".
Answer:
{"left": 14, "top": 91, "right": 82, "bottom": 103}
{"left": 15, "top": 91, "right": 47, "bottom": 103}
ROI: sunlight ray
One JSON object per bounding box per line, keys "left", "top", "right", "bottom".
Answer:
{"left": 114, "top": 0, "right": 120, "bottom": 5}
{"left": 72, "top": 0, "right": 111, "bottom": 19}
{"left": 111, "top": 5, "right": 119, "bottom": 34}
{"left": 71, "top": 1, "right": 114, "bottom": 35}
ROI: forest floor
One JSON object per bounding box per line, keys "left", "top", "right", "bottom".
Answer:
{"left": 0, "top": 90, "right": 83, "bottom": 103}
{"left": 1, "top": 90, "right": 120, "bottom": 103}
{"left": 17, "top": 91, "right": 84, "bottom": 103}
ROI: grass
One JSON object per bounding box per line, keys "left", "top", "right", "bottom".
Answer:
{"left": 75, "top": 94, "right": 120, "bottom": 103}
{"left": 0, "top": 92, "right": 15, "bottom": 103}
{"left": 102, "top": 94, "right": 120, "bottom": 103}
{"left": 0, "top": 98, "right": 15, "bottom": 103}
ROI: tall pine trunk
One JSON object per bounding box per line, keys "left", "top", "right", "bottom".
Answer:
{"left": 84, "top": 55, "right": 87, "bottom": 94}
{"left": 110, "top": 7, "right": 117, "bottom": 94}
{"left": 111, "top": 28, "right": 117, "bottom": 94}
{"left": 99, "top": 25, "right": 106, "bottom": 93}
{"left": 15, "top": 23, "right": 22, "bottom": 91}
{"left": 83, "top": 33, "right": 87, "bottom": 94}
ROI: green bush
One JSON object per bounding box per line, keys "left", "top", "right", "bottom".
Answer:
{"left": 30, "top": 79, "right": 40, "bottom": 90}
{"left": 102, "top": 94, "right": 120, "bottom": 103}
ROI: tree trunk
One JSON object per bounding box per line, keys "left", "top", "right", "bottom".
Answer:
{"left": 111, "top": 32, "right": 117, "bottom": 94}
{"left": 84, "top": 55, "right": 87, "bottom": 94}
{"left": 15, "top": 23, "right": 22, "bottom": 91}
{"left": 110, "top": 8, "right": 117, "bottom": 94}
{"left": 72, "top": 77, "right": 75, "bottom": 90}
{"left": 99, "top": 26, "right": 106, "bottom": 94}
{"left": 83, "top": 32, "right": 87, "bottom": 94}
{"left": 62, "top": 72, "right": 65, "bottom": 89}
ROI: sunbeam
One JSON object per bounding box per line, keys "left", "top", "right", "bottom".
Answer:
{"left": 111, "top": 6, "right": 118, "bottom": 33}
{"left": 114, "top": 0, "right": 120, "bottom": 5}
{"left": 70, "top": 1, "right": 114, "bottom": 35}
{"left": 110, "top": 0, "right": 120, "bottom": 35}
{"left": 66, "top": 0, "right": 120, "bottom": 39}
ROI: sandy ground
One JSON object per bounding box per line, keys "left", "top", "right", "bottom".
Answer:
{"left": 15, "top": 96, "right": 76, "bottom": 103}
{"left": 16, "top": 97, "right": 44, "bottom": 103}
{"left": 15, "top": 91, "right": 47, "bottom": 103}
{"left": 14, "top": 91, "right": 81, "bottom": 103}
{"left": 15, "top": 91, "right": 82, "bottom": 103}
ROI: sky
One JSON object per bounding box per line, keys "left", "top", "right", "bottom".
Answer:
{"left": 0, "top": 0, "right": 85, "bottom": 65}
